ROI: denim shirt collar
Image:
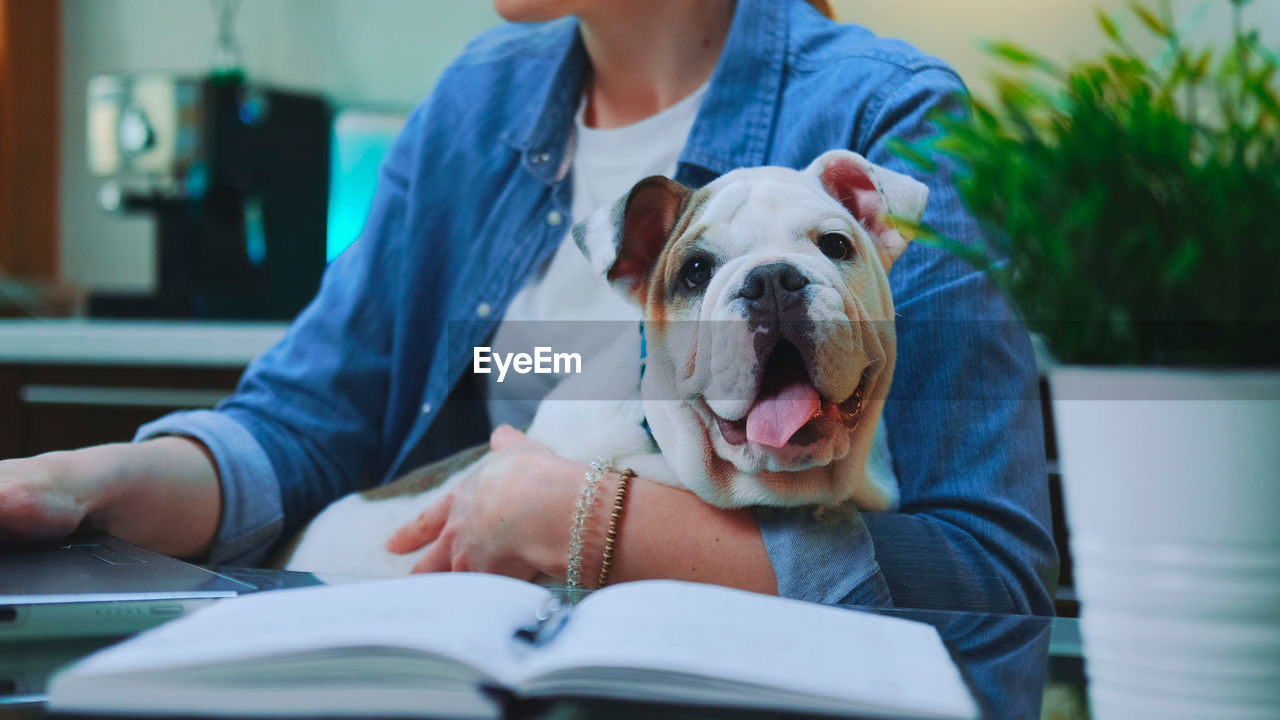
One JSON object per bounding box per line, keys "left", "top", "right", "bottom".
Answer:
{"left": 503, "top": 0, "right": 790, "bottom": 187}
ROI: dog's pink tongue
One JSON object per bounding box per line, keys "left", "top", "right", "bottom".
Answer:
{"left": 745, "top": 379, "right": 821, "bottom": 448}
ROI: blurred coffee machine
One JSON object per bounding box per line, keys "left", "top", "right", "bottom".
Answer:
{"left": 87, "top": 74, "right": 330, "bottom": 319}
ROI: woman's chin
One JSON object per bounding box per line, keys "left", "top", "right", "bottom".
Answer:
{"left": 491, "top": 0, "right": 581, "bottom": 24}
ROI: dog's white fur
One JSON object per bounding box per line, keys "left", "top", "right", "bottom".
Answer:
{"left": 285, "top": 150, "right": 926, "bottom": 577}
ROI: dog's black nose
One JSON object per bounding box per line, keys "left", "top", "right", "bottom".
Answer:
{"left": 740, "top": 263, "right": 809, "bottom": 302}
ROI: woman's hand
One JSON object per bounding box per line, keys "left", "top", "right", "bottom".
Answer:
{"left": 385, "top": 425, "right": 585, "bottom": 581}
{"left": 0, "top": 452, "right": 93, "bottom": 541}
{"left": 0, "top": 439, "right": 221, "bottom": 557}
{"left": 385, "top": 425, "right": 777, "bottom": 594}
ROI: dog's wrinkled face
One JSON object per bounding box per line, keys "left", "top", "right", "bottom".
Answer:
{"left": 575, "top": 150, "right": 927, "bottom": 508}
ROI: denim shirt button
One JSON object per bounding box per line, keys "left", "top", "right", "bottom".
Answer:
{"left": 546, "top": 210, "right": 563, "bottom": 227}
{"left": 475, "top": 302, "right": 492, "bottom": 318}
{"left": 420, "top": 403, "right": 433, "bottom": 415}
{"left": 532, "top": 152, "right": 550, "bottom": 165}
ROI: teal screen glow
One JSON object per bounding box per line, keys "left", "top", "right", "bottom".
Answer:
{"left": 327, "top": 109, "right": 408, "bottom": 262}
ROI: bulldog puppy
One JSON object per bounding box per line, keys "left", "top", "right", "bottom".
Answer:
{"left": 575, "top": 149, "right": 926, "bottom": 510}
{"left": 283, "top": 150, "right": 926, "bottom": 576}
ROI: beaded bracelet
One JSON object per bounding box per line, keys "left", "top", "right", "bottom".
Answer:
{"left": 566, "top": 456, "right": 611, "bottom": 591}
{"left": 597, "top": 468, "right": 634, "bottom": 589}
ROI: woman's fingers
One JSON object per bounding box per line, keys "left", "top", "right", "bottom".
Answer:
{"left": 385, "top": 493, "right": 453, "bottom": 554}
{"left": 0, "top": 455, "right": 89, "bottom": 542}
{"left": 410, "top": 535, "right": 455, "bottom": 574}
{"left": 386, "top": 430, "right": 569, "bottom": 579}
{"left": 489, "top": 424, "right": 550, "bottom": 453}
{"left": 489, "top": 424, "right": 526, "bottom": 452}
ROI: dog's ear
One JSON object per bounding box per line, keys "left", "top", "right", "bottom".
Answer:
{"left": 574, "top": 175, "right": 691, "bottom": 304}
{"left": 806, "top": 149, "right": 929, "bottom": 271}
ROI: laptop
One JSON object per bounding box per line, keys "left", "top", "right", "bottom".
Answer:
{"left": 0, "top": 532, "right": 256, "bottom": 642}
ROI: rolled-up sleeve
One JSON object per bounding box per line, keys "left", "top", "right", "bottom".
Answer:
{"left": 758, "top": 505, "right": 893, "bottom": 606}
{"left": 134, "top": 411, "right": 282, "bottom": 566}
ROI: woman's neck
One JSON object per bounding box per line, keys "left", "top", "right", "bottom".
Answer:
{"left": 578, "top": 0, "right": 735, "bottom": 129}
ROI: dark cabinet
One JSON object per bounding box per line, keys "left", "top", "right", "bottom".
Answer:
{"left": 0, "top": 364, "right": 243, "bottom": 458}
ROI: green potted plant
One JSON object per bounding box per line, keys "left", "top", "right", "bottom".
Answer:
{"left": 895, "top": 2, "right": 1279, "bottom": 718}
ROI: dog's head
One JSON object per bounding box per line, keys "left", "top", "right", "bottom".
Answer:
{"left": 574, "top": 150, "right": 927, "bottom": 508}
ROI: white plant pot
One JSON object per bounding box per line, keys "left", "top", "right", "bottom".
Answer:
{"left": 1049, "top": 367, "right": 1280, "bottom": 720}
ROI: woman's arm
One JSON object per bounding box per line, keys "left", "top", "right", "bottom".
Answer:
{"left": 0, "top": 437, "right": 220, "bottom": 558}
{"left": 860, "top": 68, "right": 1058, "bottom": 613}
{"left": 589, "top": 472, "right": 776, "bottom": 593}
{"left": 0, "top": 94, "right": 435, "bottom": 566}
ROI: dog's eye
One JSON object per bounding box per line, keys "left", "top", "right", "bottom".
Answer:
{"left": 818, "top": 233, "right": 854, "bottom": 261}
{"left": 680, "top": 256, "right": 714, "bottom": 289}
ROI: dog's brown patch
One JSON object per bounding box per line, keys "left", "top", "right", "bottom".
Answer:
{"left": 697, "top": 416, "right": 737, "bottom": 495}
{"left": 757, "top": 466, "right": 819, "bottom": 499}
{"left": 684, "top": 334, "right": 699, "bottom": 381}
{"left": 267, "top": 443, "right": 490, "bottom": 570}
{"left": 757, "top": 467, "right": 835, "bottom": 505}
{"left": 360, "top": 444, "right": 489, "bottom": 501}
{"left": 610, "top": 177, "right": 693, "bottom": 305}
{"left": 644, "top": 187, "right": 712, "bottom": 311}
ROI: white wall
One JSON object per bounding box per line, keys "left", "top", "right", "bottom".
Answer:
{"left": 840, "top": 0, "right": 1278, "bottom": 100}
{"left": 60, "top": 0, "right": 1278, "bottom": 291}
{"left": 60, "top": 0, "right": 502, "bottom": 291}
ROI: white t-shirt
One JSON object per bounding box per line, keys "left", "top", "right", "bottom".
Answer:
{"left": 486, "top": 83, "right": 708, "bottom": 429}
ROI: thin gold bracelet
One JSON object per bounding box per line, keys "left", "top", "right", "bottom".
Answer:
{"left": 597, "top": 468, "right": 634, "bottom": 589}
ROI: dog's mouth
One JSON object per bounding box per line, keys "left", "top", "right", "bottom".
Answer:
{"left": 713, "top": 341, "right": 868, "bottom": 449}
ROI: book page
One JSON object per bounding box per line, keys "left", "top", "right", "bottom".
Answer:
{"left": 57, "top": 573, "right": 549, "bottom": 682}
{"left": 518, "top": 580, "right": 976, "bottom": 719}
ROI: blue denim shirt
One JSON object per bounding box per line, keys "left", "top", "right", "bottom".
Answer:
{"left": 138, "top": 0, "right": 1057, "bottom": 614}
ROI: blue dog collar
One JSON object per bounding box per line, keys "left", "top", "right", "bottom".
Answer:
{"left": 639, "top": 322, "right": 654, "bottom": 441}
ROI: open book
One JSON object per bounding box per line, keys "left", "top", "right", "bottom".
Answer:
{"left": 48, "top": 573, "right": 977, "bottom": 719}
